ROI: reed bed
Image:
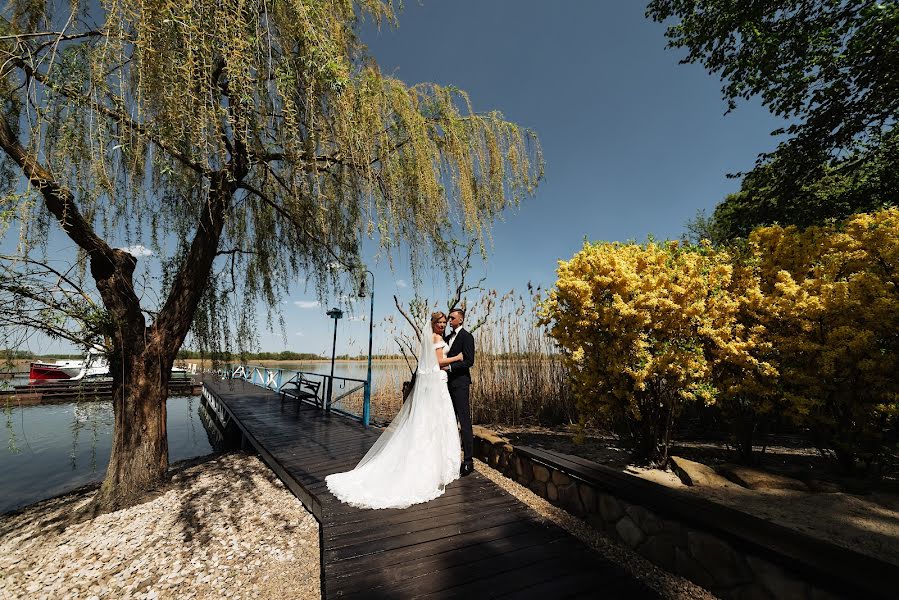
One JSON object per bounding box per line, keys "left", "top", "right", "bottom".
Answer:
{"left": 372, "top": 287, "right": 573, "bottom": 426}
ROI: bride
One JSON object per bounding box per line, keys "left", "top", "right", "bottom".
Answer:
{"left": 325, "top": 311, "right": 464, "bottom": 509}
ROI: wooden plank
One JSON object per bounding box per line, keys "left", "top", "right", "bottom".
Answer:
{"left": 326, "top": 497, "right": 525, "bottom": 546}
{"left": 339, "top": 540, "right": 595, "bottom": 599}
{"left": 327, "top": 526, "right": 569, "bottom": 596}
{"left": 324, "top": 507, "right": 539, "bottom": 562}
{"left": 325, "top": 495, "right": 517, "bottom": 538}
{"left": 201, "top": 377, "right": 660, "bottom": 600}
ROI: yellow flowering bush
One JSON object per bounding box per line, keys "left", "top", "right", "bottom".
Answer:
{"left": 751, "top": 209, "right": 899, "bottom": 471}
{"left": 543, "top": 209, "right": 897, "bottom": 470}
{"left": 700, "top": 248, "right": 780, "bottom": 462}
{"left": 540, "top": 240, "right": 723, "bottom": 464}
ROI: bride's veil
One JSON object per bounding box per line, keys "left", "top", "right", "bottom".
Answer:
{"left": 354, "top": 315, "right": 441, "bottom": 470}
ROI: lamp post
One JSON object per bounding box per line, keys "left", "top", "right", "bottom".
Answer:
{"left": 357, "top": 270, "right": 374, "bottom": 427}
{"left": 326, "top": 307, "right": 343, "bottom": 412}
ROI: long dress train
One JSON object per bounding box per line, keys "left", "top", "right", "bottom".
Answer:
{"left": 325, "top": 334, "right": 460, "bottom": 509}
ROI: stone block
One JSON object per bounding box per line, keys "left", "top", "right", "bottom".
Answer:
{"left": 546, "top": 481, "right": 558, "bottom": 502}
{"left": 746, "top": 555, "right": 809, "bottom": 600}
{"left": 597, "top": 493, "right": 624, "bottom": 522}
{"left": 578, "top": 483, "right": 597, "bottom": 514}
{"left": 637, "top": 534, "right": 678, "bottom": 570}
{"left": 625, "top": 504, "right": 664, "bottom": 536}
{"left": 515, "top": 457, "right": 532, "bottom": 484}
{"left": 687, "top": 531, "right": 753, "bottom": 588}
{"left": 551, "top": 470, "right": 571, "bottom": 486}
{"left": 473, "top": 425, "right": 508, "bottom": 446}
{"left": 674, "top": 547, "right": 717, "bottom": 591}
{"left": 557, "top": 483, "right": 584, "bottom": 516}
{"left": 719, "top": 464, "right": 809, "bottom": 492}
{"left": 533, "top": 464, "right": 551, "bottom": 483}
{"left": 585, "top": 513, "right": 608, "bottom": 534}
{"left": 670, "top": 455, "right": 740, "bottom": 488}
{"left": 615, "top": 516, "right": 645, "bottom": 548}
{"left": 663, "top": 519, "right": 688, "bottom": 548}
{"left": 529, "top": 480, "right": 546, "bottom": 498}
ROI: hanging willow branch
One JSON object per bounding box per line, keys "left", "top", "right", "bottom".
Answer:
{"left": 0, "top": 0, "right": 542, "bottom": 357}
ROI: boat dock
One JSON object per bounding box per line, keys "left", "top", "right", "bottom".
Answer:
{"left": 2, "top": 378, "right": 201, "bottom": 405}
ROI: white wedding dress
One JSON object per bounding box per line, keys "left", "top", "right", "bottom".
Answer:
{"left": 325, "top": 331, "right": 461, "bottom": 509}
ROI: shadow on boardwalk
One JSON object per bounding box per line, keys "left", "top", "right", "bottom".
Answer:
{"left": 203, "top": 377, "right": 660, "bottom": 599}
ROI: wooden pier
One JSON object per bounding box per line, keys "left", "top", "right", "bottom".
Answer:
{"left": 202, "top": 376, "right": 659, "bottom": 599}
{"left": 2, "top": 378, "right": 201, "bottom": 405}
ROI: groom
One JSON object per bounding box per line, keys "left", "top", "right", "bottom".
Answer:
{"left": 444, "top": 308, "right": 475, "bottom": 477}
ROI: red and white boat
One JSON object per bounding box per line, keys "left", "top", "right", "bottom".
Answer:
{"left": 29, "top": 350, "right": 189, "bottom": 382}
{"left": 28, "top": 358, "right": 86, "bottom": 380}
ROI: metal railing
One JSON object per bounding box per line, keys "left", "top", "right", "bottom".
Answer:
{"left": 223, "top": 364, "right": 370, "bottom": 424}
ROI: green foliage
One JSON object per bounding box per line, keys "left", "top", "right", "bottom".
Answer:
{"left": 646, "top": 1, "right": 899, "bottom": 180}
{"left": 0, "top": 1, "right": 543, "bottom": 356}
{"left": 708, "top": 131, "right": 899, "bottom": 242}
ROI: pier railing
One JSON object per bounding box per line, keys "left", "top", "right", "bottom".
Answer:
{"left": 220, "top": 364, "right": 370, "bottom": 425}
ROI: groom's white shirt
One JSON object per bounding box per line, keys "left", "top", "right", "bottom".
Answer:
{"left": 446, "top": 326, "right": 463, "bottom": 352}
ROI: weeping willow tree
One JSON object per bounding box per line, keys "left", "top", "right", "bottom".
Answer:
{"left": 0, "top": 1, "right": 542, "bottom": 511}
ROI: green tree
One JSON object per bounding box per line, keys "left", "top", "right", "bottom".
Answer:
{"left": 0, "top": 1, "right": 541, "bottom": 511}
{"left": 709, "top": 131, "right": 898, "bottom": 241}
{"left": 647, "top": 1, "right": 899, "bottom": 181}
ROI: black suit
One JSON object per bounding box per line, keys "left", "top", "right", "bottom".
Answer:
{"left": 445, "top": 327, "right": 475, "bottom": 462}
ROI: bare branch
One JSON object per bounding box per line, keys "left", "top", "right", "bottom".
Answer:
{"left": 0, "top": 30, "right": 103, "bottom": 42}
{"left": 393, "top": 293, "right": 422, "bottom": 342}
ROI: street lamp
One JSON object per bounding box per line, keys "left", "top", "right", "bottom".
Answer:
{"left": 357, "top": 270, "right": 374, "bottom": 427}
{"left": 326, "top": 307, "right": 344, "bottom": 412}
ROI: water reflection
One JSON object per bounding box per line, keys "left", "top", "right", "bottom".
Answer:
{"left": 0, "top": 396, "right": 214, "bottom": 514}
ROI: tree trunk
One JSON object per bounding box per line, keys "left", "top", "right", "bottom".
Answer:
{"left": 1, "top": 110, "right": 242, "bottom": 513}
{"left": 95, "top": 350, "right": 171, "bottom": 510}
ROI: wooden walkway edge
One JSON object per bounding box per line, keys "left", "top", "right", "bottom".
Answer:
{"left": 201, "top": 377, "right": 659, "bottom": 599}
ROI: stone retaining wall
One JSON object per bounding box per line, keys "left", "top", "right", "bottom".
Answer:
{"left": 472, "top": 428, "right": 859, "bottom": 600}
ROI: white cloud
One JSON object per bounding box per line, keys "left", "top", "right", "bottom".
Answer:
{"left": 294, "top": 300, "right": 320, "bottom": 309}
{"left": 295, "top": 331, "right": 305, "bottom": 337}
{"left": 339, "top": 294, "right": 359, "bottom": 304}
{"left": 396, "top": 279, "right": 408, "bottom": 288}
{"left": 120, "top": 245, "right": 153, "bottom": 257}
{"left": 348, "top": 315, "right": 367, "bottom": 322}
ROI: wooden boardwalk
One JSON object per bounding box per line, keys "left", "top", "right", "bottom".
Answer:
{"left": 202, "top": 377, "right": 659, "bottom": 599}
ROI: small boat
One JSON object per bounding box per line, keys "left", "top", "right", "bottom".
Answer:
{"left": 28, "top": 359, "right": 85, "bottom": 381}
{"left": 29, "top": 349, "right": 191, "bottom": 382}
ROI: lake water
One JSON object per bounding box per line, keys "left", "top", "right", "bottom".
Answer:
{"left": 1, "top": 396, "right": 215, "bottom": 514}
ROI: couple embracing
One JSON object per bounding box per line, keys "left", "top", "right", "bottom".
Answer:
{"left": 326, "top": 308, "right": 475, "bottom": 509}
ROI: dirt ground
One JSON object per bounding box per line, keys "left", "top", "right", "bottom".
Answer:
{"left": 485, "top": 424, "right": 899, "bottom": 567}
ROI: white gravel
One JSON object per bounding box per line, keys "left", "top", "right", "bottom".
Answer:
{"left": 473, "top": 458, "right": 718, "bottom": 600}
{"left": 0, "top": 453, "right": 320, "bottom": 600}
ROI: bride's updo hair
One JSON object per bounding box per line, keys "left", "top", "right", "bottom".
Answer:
{"left": 431, "top": 311, "right": 447, "bottom": 325}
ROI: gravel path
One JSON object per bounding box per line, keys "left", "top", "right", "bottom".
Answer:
{"left": 0, "top": 453, "right": 320, "bottom": 600}
{"left": 473, "top": 458, "right": 718, "bottom": 600}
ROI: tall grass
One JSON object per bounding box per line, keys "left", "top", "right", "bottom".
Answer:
{"left": 373, "top": 286, "right": 573, "bottom": 426}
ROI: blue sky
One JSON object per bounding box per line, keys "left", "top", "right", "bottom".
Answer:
{"left": 8, "top": 2, "right": 787, "bottom": 357}
{"left": 273, "top": 1, "right": 786, "bottom": 356}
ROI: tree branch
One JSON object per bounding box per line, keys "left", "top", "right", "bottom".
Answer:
{"left": 10, "top": 59, "right": 207, "bottom": 176}
{"left": 0, "top": 111, "right": 115, "bottom": 262}
{"left": 393, "top": 293, "right": 422, "bottom": 342}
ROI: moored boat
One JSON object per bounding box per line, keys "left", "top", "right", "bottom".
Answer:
{"left": 29, "top": 352, "right": 192, "bottom": 382}
{"left": 28, "top": 359, "right": 84, "bottom": 381}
